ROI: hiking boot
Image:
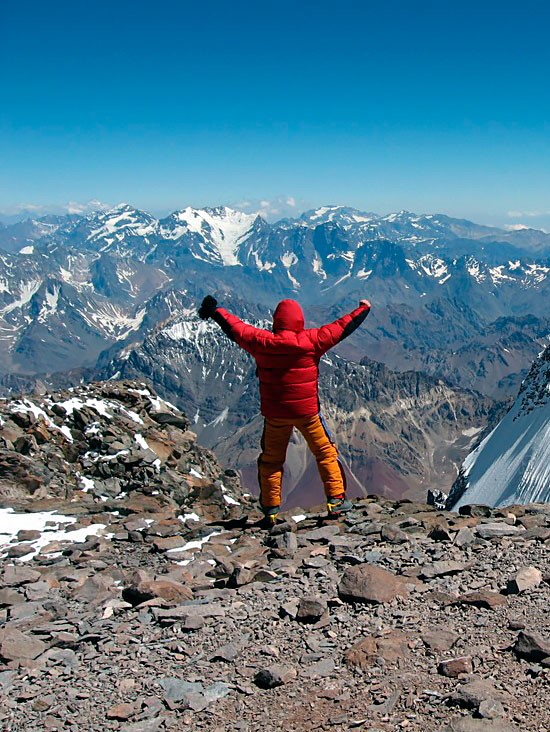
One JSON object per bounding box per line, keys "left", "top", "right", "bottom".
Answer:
{"left": 261, "top": 505, "right": 280, "bottom": 527}
{"left": 326, "top": 496, "right": 353, "bottom": 517}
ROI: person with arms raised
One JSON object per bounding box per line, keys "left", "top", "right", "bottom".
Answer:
{"left": 198, "top": 295, "right": 371, "bottom": 524}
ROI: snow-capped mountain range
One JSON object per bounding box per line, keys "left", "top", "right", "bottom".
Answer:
{"left": 447, "top": 344, "right": 550, "bottom": 509}
{"left": 0, "top": 203, "right": 548, "bottom": 399}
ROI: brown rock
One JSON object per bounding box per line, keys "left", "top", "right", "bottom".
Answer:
{"left": 16, "top": 530, "right": 42, "bottom": 541}
{"left": 122, "top": 570, "right": 193, "bottom": 605}
{"left": 0, "top": 588, "right": 25, "bottom": 606}
{"left": 6, "top": 544, "right": 34, "bottom": 559}
{"left": 106, "top": 702, "right": 135, "bottom": 721}
{"left": 338, "top": 564, "right": 409, "bottom": 604}
{"left": 438, "top": 656, "right": 474, "bottom": 677}
{"left": 458, "top": 591, "right": 506, "bottom": 609}
{"left": 0, "top": 628, "right": 47, "bottom": 661}
{"left": 344, "top": 630, "right": 410, "bottom": 669}
{"left": 152, "top": 535, "right": 187, "bottom": 552}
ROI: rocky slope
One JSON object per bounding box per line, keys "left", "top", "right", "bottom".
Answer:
{"left": 1, "top": 383, "right": 550, "bottom": 732}
{"left": 0, "top": 380, "right": 246, "bottom": 523}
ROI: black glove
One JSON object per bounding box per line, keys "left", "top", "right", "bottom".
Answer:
{"left": 198, "top": 295, "right": 218, "bottom": 320}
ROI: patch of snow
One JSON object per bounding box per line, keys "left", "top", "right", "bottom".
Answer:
{"left": 169, "top": 530, "right": 224, "bottom": 565}
{"left": 356, "top": 268, "right": 372, "bottom": 280}
{"left": 180, "top": 512, "right": 201, "bottom": 522}
{"left": 0, "top": 508, "right": 109, "bottom": 562}
{"left": 418, "top": 255, "right": 447, "bottom": 279}
{"left": 162, "top": 207, "right": 256, "bottom": 265}
{"left": 38, "top": 284, "right": 60, "bottom": 321}
{"left": 489, "top": 266, "right": 515, "bottom": 284}
{"left": 134, "top": 433, "right": 149, "bottom": 450}
{"left": 523, "top": 264, "right": 549, "bottom": 284}
{"left": 19, "top": 245, "right": 34, "bottom": 255}
{"left": 208, "top": 407, "right": 228, "bottom": 427}
{"left": 0, "top": 278, "right": 42, "bottom": 315}
{"left": 281, "top": 251, "right": 298, "bottom": 269}
{"left": 79, "top": 475, "right": 95, "bottom": 492}
{"left": 462, "top": 427, "right": 483, "bottom": 438}
{"left": 453, "top": 350, "right": 550, "bottom": 508}
{"left": 223, "top": 494, "right": 240, "bottom": 506}
{"left": 466, "top": 258, "right": 486, "bottom": 282}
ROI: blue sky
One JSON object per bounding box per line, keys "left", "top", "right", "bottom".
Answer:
{"left": 1, "top": 0, "right": 550, "bottom": 227}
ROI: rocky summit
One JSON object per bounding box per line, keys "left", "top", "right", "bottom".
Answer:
{"left": 0, "top": 383, "right": 550, "bottom": 731}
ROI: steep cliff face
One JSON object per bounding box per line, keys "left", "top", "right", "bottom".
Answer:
{"left": 448, "top": 345, "right": 550, "bottom": 509}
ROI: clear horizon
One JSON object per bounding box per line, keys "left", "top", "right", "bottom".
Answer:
{"left": 2, "top": 0, "right": 550, "bottom": 230}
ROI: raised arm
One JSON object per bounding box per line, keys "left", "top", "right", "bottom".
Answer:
{"left": 198, "top": 295, "right": 269, "bottom": 354}
{"left": 314, "top": 299, "right": 371, "bottom": 355}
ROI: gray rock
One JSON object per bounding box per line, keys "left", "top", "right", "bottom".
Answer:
{"left": 420, "top": 560, "right": 466, "bottom": 579}
{"left": 121, "top": 720, "right": 164, "bottom": 732}
{"left": 296, "top": 596, "right": 327, "bottom": 623}
{"left": 475, "top": 523, "right": 525, "bottom": 539}
{"left": 506, "top": 566, "right": 543, "bottom": 594}
{"left": 443, "top": 718, "right": 518, "bottom": 732}
{"left": 302, "top": 525, "right": 340, "bottom": 542}
{"left": 153, "top": 603, "right": 226, "bottom": 623}
{"left": 3, "top": 565, "right": 41, "bottom": 586}
{"left": 210, "top": 642, "right": 243, "bottom": 663}
{"left": 478, "top": 699, "right": 506, "bottom": 719}
{"left": 421, "top": 629, "right": 459, "bottom": 651}
{"left": 513, "top": 630, "right": 550, "bottom": 661}
{"left": 454, "top": 527, "right": 476, "bottom": 547}
{"left": 303, "top": 658, "right": 336, "bottom": 678}
{"left": 449, "top": 678, "right": 510, "bottom": 710}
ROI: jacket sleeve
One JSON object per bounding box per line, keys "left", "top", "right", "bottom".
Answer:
{"left": 211, "top": 307, "right": 270, "bottom": 355}
{"left": 313, "top": 303, "right": 371, "bottom": 355}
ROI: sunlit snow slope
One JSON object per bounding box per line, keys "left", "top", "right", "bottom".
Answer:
{"left": 451, "top": 345, "right": 550, "bottom": 509}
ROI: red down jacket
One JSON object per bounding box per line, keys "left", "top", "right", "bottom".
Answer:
{"left": 212, "top": 299, "right": 371, "bottom": 419}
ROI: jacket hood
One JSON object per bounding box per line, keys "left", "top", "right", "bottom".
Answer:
{"left": 273, "top": 299, "right": 305, "bottom": 333}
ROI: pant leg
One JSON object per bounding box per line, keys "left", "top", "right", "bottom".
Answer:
{"left": 296, "top": 414, "right": 346, "bottom": 500}
{"left": 258, "top": 418, "right": 294, "bottom": 508}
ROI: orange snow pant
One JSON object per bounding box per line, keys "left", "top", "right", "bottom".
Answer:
{"left": 258, "top": 414, "right": 346, "bottom": 508}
